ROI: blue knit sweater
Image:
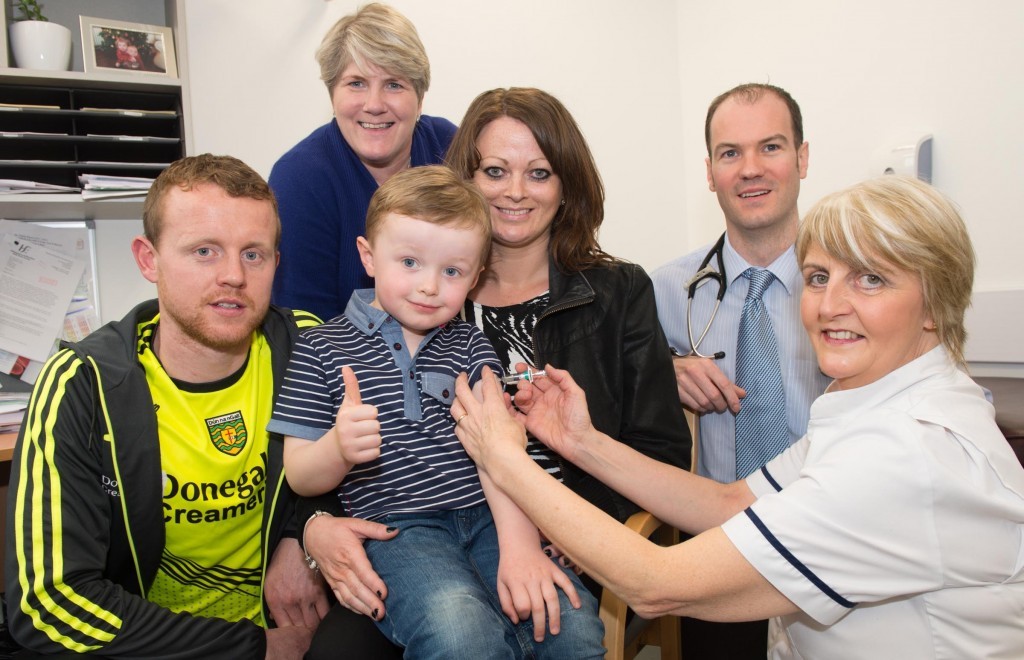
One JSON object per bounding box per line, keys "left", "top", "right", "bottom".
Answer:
{"left": 269, "top": 116, "right": 457, "bottom": 322}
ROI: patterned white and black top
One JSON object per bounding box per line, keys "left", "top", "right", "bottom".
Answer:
{"left": 269, "top": 290, "right": 501, "bottom": 520}
{"left": 465, "top": 293, "right": 563, "bottom": 480}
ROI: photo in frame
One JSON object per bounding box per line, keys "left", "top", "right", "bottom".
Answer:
{"left": 79, "top": 16, "right": 177, "bottom": 78}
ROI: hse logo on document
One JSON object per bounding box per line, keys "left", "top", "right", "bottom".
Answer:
{"left": 206, "top": 411, "right": 248, "bottom": 456}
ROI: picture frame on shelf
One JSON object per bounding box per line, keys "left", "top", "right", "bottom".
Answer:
{"left": 79, "top": 15, "right": 176, "bottom": 78}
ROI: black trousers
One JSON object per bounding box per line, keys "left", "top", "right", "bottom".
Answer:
{"left": 680, "top": 617, "right": 768, "bottom": 659}
{"left": 305, "top": 605, "right": 401, "bottom": 660}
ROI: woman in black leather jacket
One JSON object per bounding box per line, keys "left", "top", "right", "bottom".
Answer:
{"left": 301, "top": 87, "right": 691, "bottom": 658}
{"left": 450, "top": 87, "right": 691, "bottom": 524}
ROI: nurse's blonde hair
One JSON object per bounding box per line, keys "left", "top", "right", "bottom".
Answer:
{"left": 797, "top": 176, "right": 975, "bottom": 366}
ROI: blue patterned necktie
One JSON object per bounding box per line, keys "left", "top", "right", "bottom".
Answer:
{"left": 734, "top": 268, "right": 789, "bottom": 478}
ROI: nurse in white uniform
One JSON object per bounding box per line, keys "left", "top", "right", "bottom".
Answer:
{"left": 450, "top": 176, "right": 1024, "bottom": 660}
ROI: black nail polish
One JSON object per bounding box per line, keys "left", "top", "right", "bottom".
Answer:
{"left": 372, "top": 608, "right": 379, "bottom": 620}
{"left": 543, "top": 548, "right": 552, "bottom": 557}
{"left": 386, "top": 526, "right": 398, "bottom": 533}
{"left": 377, "top": 590, "right": 383, "bottom": 598}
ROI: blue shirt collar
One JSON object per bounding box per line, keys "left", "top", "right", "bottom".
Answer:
{"left": 722, "top": 234, "right": 801, "bottom": 297}
{"left": 344, "top": 289, "right": 391, "bottom": 337}
{"left": 344, "top": 288, "right": 450, "bottom": 347}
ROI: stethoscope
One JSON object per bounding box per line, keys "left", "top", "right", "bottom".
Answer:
{"left": 683, "top": 232, "right": 728, "bottom": 360}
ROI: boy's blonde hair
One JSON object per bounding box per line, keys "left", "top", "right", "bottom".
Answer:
{"left": 366, "top": 165, "right": 491, "bottom": 264}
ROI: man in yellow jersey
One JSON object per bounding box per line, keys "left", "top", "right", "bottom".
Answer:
{"left": 5, "top": 155, "right": 327, "bottom": 659}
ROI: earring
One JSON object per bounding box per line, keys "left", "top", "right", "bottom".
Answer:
{"left": 560, "top": 199, "right": 566, "bottom": 206}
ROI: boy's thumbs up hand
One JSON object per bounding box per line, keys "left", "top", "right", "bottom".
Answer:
{"left": 334, "top": 366, "right": 381, "bottom": 466}
{"left": 341, "top": 364, "right": 363, "bottom": 406}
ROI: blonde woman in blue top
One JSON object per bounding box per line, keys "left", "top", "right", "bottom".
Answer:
{"left": 269, "top": 3, "right": 456, "bottom": 323}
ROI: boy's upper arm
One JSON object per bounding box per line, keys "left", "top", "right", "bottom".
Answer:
{"left": 284, "top": 434, "right": 315, "bottom": 449}
{"left": 282, "top": 433, "right": 316, "bottom": 473}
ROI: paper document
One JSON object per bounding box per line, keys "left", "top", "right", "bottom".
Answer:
{"left": 0, "top": 131, "right": 70, "bottom": 138}
{"left": 79, "top": 107, "right": 176, "bottom": 116}
{"left": 79, "top": 173, "right": 154, "bottom": 188}
{"left": 0, "top": 179, "right": 80, "bottom": 194}
{"left": 0, "top": 236, "right": 87, "bottom": 361}
{"left": 79, "top": 173, "right": 154, "bottom": 200}
{"left": 0, "top": 219, "right": 101, "bottom": 339}
{"left": 81, "top": 189, "right": 148, "bottom": 200}
{"left": 0, "top": 347, "right": 44, "bottom": 385}
{"left": 0, "top": 385, "right": 30, "bottom": 433}
{"left": 0, "top": 102, "right": 61, "bottom": 110}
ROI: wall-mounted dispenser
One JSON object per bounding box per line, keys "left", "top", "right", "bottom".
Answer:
{"left": 873, "top": 134, "right": 933, "bottom": 183}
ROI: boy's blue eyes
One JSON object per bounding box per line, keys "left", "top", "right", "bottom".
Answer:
{"left": 399, "top": 260, "right": 462, "bottom": 277}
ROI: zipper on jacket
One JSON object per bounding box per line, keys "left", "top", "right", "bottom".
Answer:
{"left": 260, "top": 469, "right": 287, "bottom": 625}
{"left": 531, "top": 296, "right": 590, "bottom": 492}
{"left": 88, "top": 355, "right": 148, "bottom": 596}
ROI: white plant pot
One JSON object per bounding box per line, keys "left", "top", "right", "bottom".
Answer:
{"left": 9, "top": 20, "right": 72, "bottom": 71}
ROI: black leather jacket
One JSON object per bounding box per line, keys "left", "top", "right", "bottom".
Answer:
{"left": 536, "top": 259, "right": 691, "bottom": 521}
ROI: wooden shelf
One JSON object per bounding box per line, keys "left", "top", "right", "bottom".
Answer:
{"left": 0, "top": 193, "right": 148, "bottom": 220}
{"left": 0, "top": 432, "right": 15, "bottom": 463}
{"left": 0, "top": 66, "right": 182, "bottom": 92}
{"left": 0, "top": 134, "right": 179, "bottom": 144}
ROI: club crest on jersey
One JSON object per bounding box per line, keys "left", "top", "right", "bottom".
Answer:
{"left": 206, "top": 411, "right": 247, "bottom": 456}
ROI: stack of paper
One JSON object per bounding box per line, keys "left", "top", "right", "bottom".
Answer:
{"left": 0, "top": 102, "right": 60, "bottom": 111}
{"left": 79, "top": 173, "right": 155, "bottom": 200}
{"left": 79, "top": 106, "right": 176, "bottom": 116}
{"left": 0, "top": 179, "right": 79, "bottom": 194}
{"left": 0, "top": 390, "right": 30, "bottom": 434}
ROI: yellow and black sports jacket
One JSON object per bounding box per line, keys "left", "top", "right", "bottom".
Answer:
{"left": 5, "top": 300, "right": 318, "bottom": 659}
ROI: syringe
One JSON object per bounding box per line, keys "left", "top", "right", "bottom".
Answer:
{"left": 500, "top": 368, "right": 547, "bottom": 385}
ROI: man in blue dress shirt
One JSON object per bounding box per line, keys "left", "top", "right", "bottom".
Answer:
{"left": 651, "top": 83, "right": 832, "bottom": 659}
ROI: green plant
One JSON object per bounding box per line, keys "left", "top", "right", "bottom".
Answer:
{"left": 13, "top": 0, "right": 48, "bottom": 21}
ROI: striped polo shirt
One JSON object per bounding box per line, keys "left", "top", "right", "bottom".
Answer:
{"left": 269, "top": 290, "right": 501, "bottom": 520}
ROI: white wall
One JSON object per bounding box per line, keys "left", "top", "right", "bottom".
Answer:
{"left": 675, "top": 2, "right": 1024, "bottom": 289}
{"left": 673, "top": 1, "right": 1024, "bottom": 371}
{"left": 180, "top": 0, "right": 1023, "bottom": 370}
{"left": 181, "top": 0, "right": 688, "bottom": 271}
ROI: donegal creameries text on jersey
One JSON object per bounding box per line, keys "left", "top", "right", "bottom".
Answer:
{"left": 162, "top": 452, "right": 268, "bottom": 524}
{"left": 138, "top": 320, "right": 274, "bottom": 623}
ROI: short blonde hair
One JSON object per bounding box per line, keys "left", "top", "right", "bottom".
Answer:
{"left": 797, "top": 176, "right": 975, "bottom": 365}
{"left": 366, "top": 165, "right": 492, "bottom": 265}
{"left": 316, "top": 3, "right": 430, "bottom": 100}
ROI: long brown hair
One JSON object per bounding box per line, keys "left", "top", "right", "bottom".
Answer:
{"left": 446, "top": 87, "right": 616, "bottom": 273}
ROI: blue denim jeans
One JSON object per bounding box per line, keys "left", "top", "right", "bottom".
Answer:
{"left": 365, "top": 504, "right": 605, "bottom": 659}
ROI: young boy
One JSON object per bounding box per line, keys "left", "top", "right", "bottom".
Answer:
{"left": 268, "top": 166, "right": 604, "bottom": 658}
